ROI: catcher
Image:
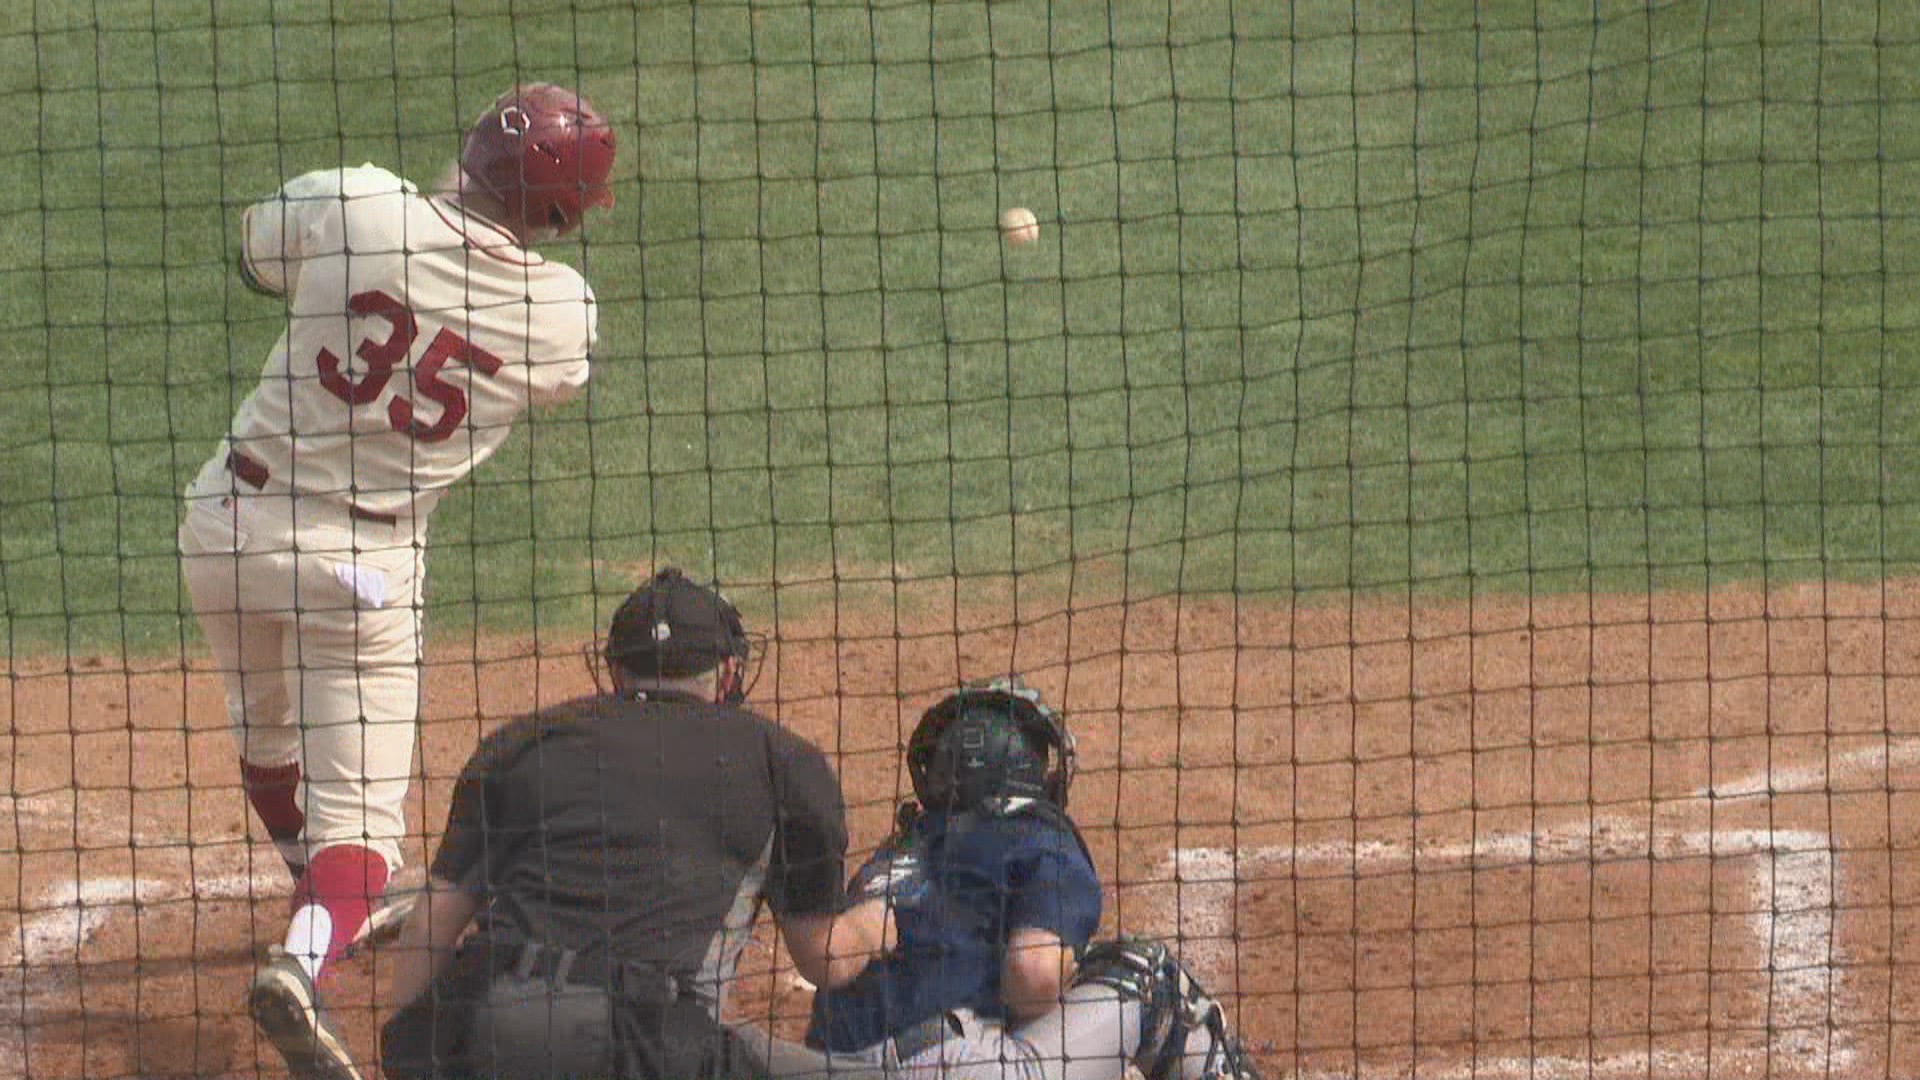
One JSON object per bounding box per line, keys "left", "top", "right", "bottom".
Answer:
{"left": 734, "top": 677, "right": 1263, "bottom": 1080}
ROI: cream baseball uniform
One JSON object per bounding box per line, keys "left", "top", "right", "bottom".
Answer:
{"left": 179, "top": 163, "right": 594, "bottom": 870}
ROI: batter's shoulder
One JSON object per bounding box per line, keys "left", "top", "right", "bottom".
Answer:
{"left": 522, "top": 256, "right": 595, "bottom": 304}
{"left": 340, "top": 163, "right": 415, "bottom": 197}
{"left": 276, "top": 162, "right": 414, "bottom": 203}
{"left": 517, "top": 257, "right": 597, "bottom": 340}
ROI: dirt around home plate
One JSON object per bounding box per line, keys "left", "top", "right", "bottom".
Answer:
{"left": 6, "top": 577, "right": 1920, "bottom": 1078}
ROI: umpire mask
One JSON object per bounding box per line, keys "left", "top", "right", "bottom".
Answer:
{"left": 603, "top": 568, "right": 753, "bottom": 704}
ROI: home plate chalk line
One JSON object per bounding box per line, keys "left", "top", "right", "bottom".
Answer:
{"left": 1163, "top": 828, "right": 1841, "bottom": 1079}
{"left": 5, "top": 741, "right": 1913, "bottom": 1079}
{"left": 0, "top": 863, "right": 292, "bottom": 1077}
{"left": 1148, "top": 738, "right": 1920, "bottom": 1079}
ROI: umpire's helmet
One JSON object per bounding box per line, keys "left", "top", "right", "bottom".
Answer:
{"left": 603, "top": 568, "right": 754, "bottom": 704}
{"left": 907, "top": 676, "right": 1075, "bottom": 815}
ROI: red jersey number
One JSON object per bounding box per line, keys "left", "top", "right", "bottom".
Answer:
{"left": 317, "top": 289, "right": 503, "bottom": 444}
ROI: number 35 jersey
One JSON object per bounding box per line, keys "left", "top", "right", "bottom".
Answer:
{"left": 224, "top": 164, "right": 595, "bottom": 521}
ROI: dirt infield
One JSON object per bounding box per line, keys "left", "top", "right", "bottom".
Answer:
{"left": 6, "top": 578, "right": 1920, "bottom": 1078}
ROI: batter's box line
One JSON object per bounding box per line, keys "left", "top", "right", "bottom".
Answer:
{"left": 1151, "top": 822, "right": 1853, "bottom": 1080}
{"left": 0, "top": 863, "right": 293, "bottom": 1078}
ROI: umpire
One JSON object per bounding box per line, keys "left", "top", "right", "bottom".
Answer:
{"left": 380, "top": 568, "right": 884, "bottom": 1079}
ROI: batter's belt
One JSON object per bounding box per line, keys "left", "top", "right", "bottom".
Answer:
{"left": 226, "top": 449, "right": 400, "bottom": 527}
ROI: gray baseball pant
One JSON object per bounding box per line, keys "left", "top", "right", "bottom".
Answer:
{"left": 728, "top": 982, "right": 1227, "bottom": 1080}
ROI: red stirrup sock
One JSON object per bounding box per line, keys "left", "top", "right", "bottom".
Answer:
{"left": 240, "top": 759, "right": 305, "bottom": 874}
{"left": 285, "top": 844, "right": 390, "bottom": 985}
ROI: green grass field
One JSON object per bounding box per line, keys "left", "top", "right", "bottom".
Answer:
{"left": 3, "top": 0, "right": 1917, "bottom": 654}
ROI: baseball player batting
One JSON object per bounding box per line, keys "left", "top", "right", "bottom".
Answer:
{"left": 732, "top": 677, "right": 1263, "bottom": 1080}
{"left": 177, "top": 83, "right": 614, "bottom": 1080}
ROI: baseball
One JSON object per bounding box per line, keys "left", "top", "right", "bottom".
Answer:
{"left": 1000, "top": 207, "right": 1039, "bottom": 247}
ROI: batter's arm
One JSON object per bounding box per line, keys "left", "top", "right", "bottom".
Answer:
{"left": 238, "top": 165, "right": 405, "bottom": 298}
{"left": 237, "top": 169, "right": 345, "bottom": 297}
{"left": 525, "top": 287, "right": 596, "bottom": 406}
{"left": 236, "top": 199, "right": 295, "bottom": 296}
{"left": 384, "top": 875, "right": 480, "bottom": 1009}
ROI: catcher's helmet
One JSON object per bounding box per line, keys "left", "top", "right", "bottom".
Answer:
{"left": 907, "top": 676, "right": 1075, "bottom": 815}
{"left": 460, "top": 83, "right": 615, "bottom": 237}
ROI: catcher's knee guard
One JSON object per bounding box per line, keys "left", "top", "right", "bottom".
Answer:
{"left": 1072, "top": 938, "right": 1262, "bottom": 1080}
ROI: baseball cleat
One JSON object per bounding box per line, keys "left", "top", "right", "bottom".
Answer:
{"left": 248, "top": 946, "right": 364, "bottom": 1080}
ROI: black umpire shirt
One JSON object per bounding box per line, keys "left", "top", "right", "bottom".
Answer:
{"left": 431, "top": 689, "right": 848, "bottom": 996}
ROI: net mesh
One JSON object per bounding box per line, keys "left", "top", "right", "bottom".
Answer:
{"left": 4, "top": 0, "right": 1918, "bottom": 1076}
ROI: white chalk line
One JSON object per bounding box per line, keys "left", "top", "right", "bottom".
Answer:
{"left": 0, "top": 864, "right": 291, "bottom": 1078}
{"left": 2, "top": 791, "right": 227, "bottom": 1078}
{"left": 1146, "top": 735, "right": 1920, "bottom": 1078}
{"left": 1165, "top": 829, "right": 1842, "bottom": 1079}
{"left": 9, "top": 870, "right": 290, "bottom": 967}
{"left": 1280, "top": 1048, "right": 1737, "bottom": 1080}
{"left": 5, "top": 718, "right": 1911, "bottom": 1078}
{"left": 1702, "top": 733, "right": 1920, "bottom": 799}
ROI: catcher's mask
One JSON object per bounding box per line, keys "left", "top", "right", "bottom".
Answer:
{"left": 600, "top": 568, "right": 756, "bottom": 705}
{"left": 907, "top": 676, "right": 1075, "bottom": 815}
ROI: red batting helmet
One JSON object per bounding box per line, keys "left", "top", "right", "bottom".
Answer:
{"left": 460, "top": 83, "right": 615, "bottom": 237}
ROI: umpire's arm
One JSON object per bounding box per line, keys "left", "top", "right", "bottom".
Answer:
{"left": 763, "top": 727, "right": 884, "bottom": 989}
{"left": 386, "top": 878, "right": 480, "bottom": 1008}
{"left": 782, "top": 897, "right": 896, "bottom": 991}
{"left": 384, "top": 730, "right": 504, "bottom": 1009}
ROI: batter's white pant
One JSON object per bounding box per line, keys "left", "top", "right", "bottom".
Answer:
{"left": 178, "top": 455, "right": 424, "bottom": 871}
{"left": 729, "top": 984, "right": 1167, "bottom": 1080}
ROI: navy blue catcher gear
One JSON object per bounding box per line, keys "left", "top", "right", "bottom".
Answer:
{"left": 907, "top": 676, "right": 1075, "bottom": 816}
